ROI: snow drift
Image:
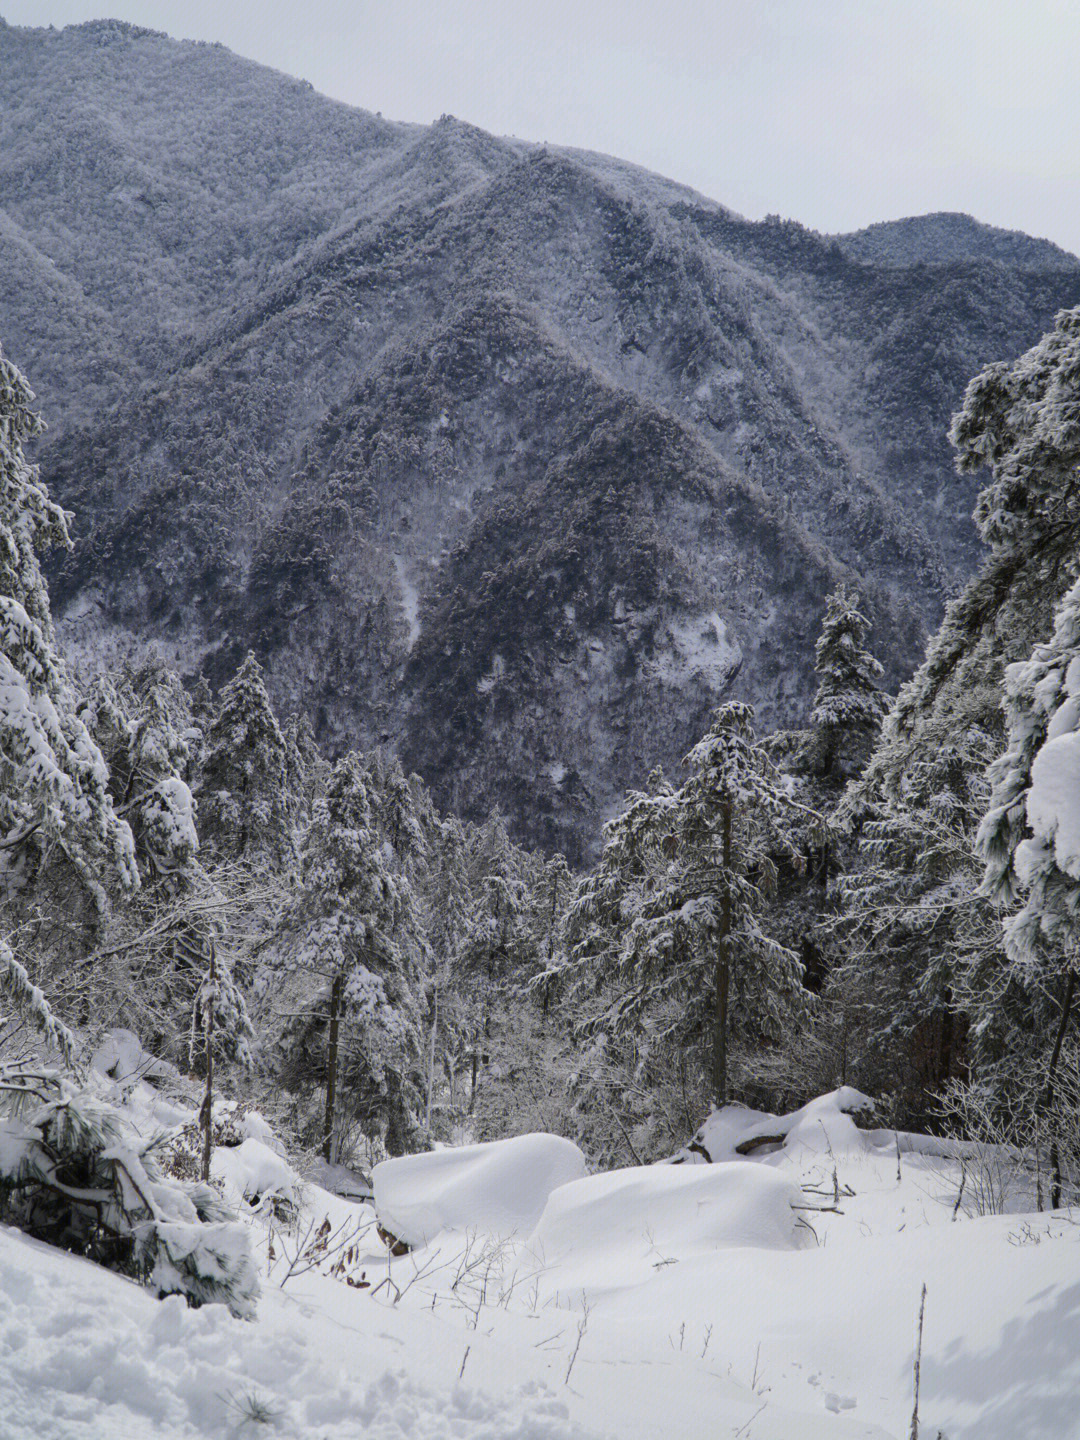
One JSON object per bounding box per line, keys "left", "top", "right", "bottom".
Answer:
{"left": 373, "top": 1132, "right": 587, "bottom": 1247}
{"left": 527, "top": 1161, "right": 811, "bottom": 1291}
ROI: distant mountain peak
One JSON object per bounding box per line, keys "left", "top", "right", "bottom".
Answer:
{"left": 836, "top": 211, "right": 1080, "bottom": 271}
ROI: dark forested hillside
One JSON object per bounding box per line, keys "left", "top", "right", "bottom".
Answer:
{"left": 3, "top": 17, "right": 1079, "bottom": 857}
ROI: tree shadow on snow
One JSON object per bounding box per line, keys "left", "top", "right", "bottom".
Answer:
{"left": 927, "top": 1276, "right": 1080, "bottom": 1440}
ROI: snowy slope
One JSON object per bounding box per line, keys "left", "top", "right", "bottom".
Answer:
{"left": 4, "top": 1085, "right": 1079, "bottom": 1439}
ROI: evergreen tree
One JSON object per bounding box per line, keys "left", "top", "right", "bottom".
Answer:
{"left": 280, "top": 753, "right": 421, "bottom": 1161}
{"left": 199, "top": 652, "right": 291, "bottom": 866}
{"left": 0, "top": 345, "right": 136, "bottom": 916}
{"left": 563, "top": 703, "right": 808, "bottom": 1109}
{"left": 833, "top": 310, "right": 1080, "bottom": 1121}
{"left": 835, "top": 719, "right": 996, "bottom": 1117}
{"left": 89, "top": 658, "right": 201, "bottom": 883}
{"left": 458, "top": 812, "right": 528, "bottom": 1112}
{"left": 975, "top": 574, "right": 1080, "bottom": 1096}
{"left": 807, "top": 584, "right": 888, "bottom": 777}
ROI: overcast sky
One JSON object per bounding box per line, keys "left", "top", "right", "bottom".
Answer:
{"left": 8, "top": 0, "right": 1080, "bottom": 254}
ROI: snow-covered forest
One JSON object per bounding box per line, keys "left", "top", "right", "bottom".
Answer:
{"left": 5, "top": 16, "right": 1080, "bottom": 1440}
{"left": 6, "top": 308, "right": 1080, "bottom": 1436}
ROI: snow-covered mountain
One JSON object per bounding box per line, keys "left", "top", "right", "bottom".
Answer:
{"left": 3, "top": 17, "right": 1079, "bottom": 858}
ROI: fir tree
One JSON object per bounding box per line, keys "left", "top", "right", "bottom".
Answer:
{"left": 835, "top": 719, "right": 996, "bottom": 1116}
{"left": 199, "top": 652, "right": 291, "bottom": 866}
{"left": 807, "top": 584, "right": 888, "bottom": 777}
{"left": 93, "top": 658, "right": 201, "bottom": 882}
{"left": 833, "top": 310, "right": 1080, "bottom": 1121}
{"left": 281, "top": 753, "right": 421, "bottom": 1161}
{"left": 0, "top": 345, "right": 136, "bottom": 916}
{"left": 563, "top": 703, "right": 808, "bottom": 1108}
{"left": 459, "top": 812, "right": 528, "bottom": 1112}
{"left": 975, "top": 574, "right": 1080, "bottom": 1129}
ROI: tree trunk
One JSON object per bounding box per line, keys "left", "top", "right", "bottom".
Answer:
{"left": 425, "top": 984, "right": 438, "bottom": 1130}
{"left": 713, "top": 800, "right": 733, "bottom": 1108}
{"left": 1045, "top": 969, "right": 1076, "bottom": 1209}
{"left": 322, "top": 972, "right": 344, "bottom": 1164}
{"left": 199, "top": 944, "right": 216, "bottom": 1183}
{"left": 938, "top": 990, "right": 955, "bottom": 1088}
{"left": 469, "top": 1036, "right": 480, "bottom": 1114}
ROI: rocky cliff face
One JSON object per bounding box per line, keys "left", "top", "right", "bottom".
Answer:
{"left": 3, "top": 18, "right": 1079, "bottom": 858}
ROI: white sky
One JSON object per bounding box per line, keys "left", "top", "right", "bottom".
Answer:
{"left": 8, "top": 0, "right": 1080, "bottom": 255}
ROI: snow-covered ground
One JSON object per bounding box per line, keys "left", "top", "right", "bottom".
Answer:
{"left": 3, "top": 1079, "right": 1080, "bottom": 1439}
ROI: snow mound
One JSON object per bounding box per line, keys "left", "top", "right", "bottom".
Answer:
{"left": 680, "top": 1087, "right": 877, "bottom": 1163}
{"left": 0, "top": 1224, "right": 595, "bottom": 1439}
{"left": 213, "top": 1138, "right": 304, "bottom": 1217}
{"left": 373, "top": 1133, "right": 587, "bottom": 1247}
{"left": 527, "top": 1161, "right": 811, "bottom": 1290}
{"left": 91, "top": 1028, "right": 179, "bottom": 1088}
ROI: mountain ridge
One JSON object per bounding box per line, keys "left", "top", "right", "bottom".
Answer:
{"left": 3, "top": 17, "right": 1079, "bottom": 855}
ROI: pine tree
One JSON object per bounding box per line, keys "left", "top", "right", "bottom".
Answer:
{"left": 93, "top": 658, "right": 201, "bottom": 882}
{"left": 975, "top": 575, "right": 1080, "bottom": 1102}
{"left": 835, "top": 719, "right": 996, "bottom": 1116}
{"left": 459, "top": 812, "right": 528, "bottom": 1112}
{"left": 199, "top": 652, "right": 291, "bottom": 866}
{"left": 280, "top": 753, "right": 421, "bottom": 1161}
{"left": 563, "top": 703, "right": 808, "bottom": 1109}
{"left": 832, "top": 311, "right": 1080, "bottom": 1121}
{"left": 0, "top": 345, "right": 137, "bottom": 916}
{"left": 807, "top": 584, "right": 888, "bottom": 777}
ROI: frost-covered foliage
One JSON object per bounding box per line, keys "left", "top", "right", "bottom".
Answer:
{"left": 0, "top": 1065, "right": 258, "bottom": 1317}
{"left": 834, "top": 307, "right": 1080, "bottom": 1122}
{"left": 0, "top": 936, "right": 76, "bottom": 1066}
{"left": 271, "top": 752, "right": 423, "bottom": 1161}
{"left": 198, "top": 652, "right": 291, "bottom": 867}
{"left": 835, "top": 720, "right": 997, "bottom": 1119}
{"left": 806, "top": 584, "right": 889, "bottom": 776}
{"left": 191, "top": 942, "right": 253, "bottom": 1181}
{"left": 979, "top": 574, "right": 1080, "bottom": 927}
{"left": 973, "top": 574, "right": 1080, "bottom": 1084}
{"left": 560, "top": 703, "right": 808, "bottom": 1115}
{"left": 191, "top": 947, "right": 254, "bottom": 1073}
{"left": 99, "top": 659, "right": 201, "bottom": 881}
{"left": 0, "top": 345, "right": 136, "bottom": 917}
{"left": 952, "top": 306, "right": 1080, "bottom": 553}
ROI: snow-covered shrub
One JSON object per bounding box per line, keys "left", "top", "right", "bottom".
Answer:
{"left": 0, "top": 1065, "right": 259, "bottom": 1317}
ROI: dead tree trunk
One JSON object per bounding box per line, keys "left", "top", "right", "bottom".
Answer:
{"left": 1046, "top": 969, "right": 1076, "bottom": 1209}
{"left": 199, "top": 943, "right": 216, "bottom": 1183}
{"left": 322, "top": 972, "right": 344, "bottom": 1163}
{"left": 713, "top": 800, "right": 733, "bottom": 1108}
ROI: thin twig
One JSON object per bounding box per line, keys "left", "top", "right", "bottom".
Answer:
{"left": 909, "top": 1283, "right": 927, "bottom": 1440}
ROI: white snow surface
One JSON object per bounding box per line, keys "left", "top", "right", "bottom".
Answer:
{"left": 214, "top": 1138, "right": 304, "bottom": 1215}
{"left": 653, "top": 610, "right": 742, "bottom": 691}
{"left": 679, "top": 1085, "right": 879, "bottom": 1163}
{"left": 393, "top": 553, "right": 421, "bottom": 650}
{"left": 5, "top": 1082, "right": 1080, "bottom": 1439}
{"left": 527, "top": 1161, "right": 811, "bottom": 1291}
{"left": 373, "top": 1132, "right": 587, "bottom": 1246}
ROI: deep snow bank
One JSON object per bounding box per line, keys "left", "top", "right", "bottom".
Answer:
{"left": 373, "top": 1133, "right": 587, "bottom": 1247}
{"left": 0, "top": 1200, "right": 594, "bottom": 1440}
{"left": 678, "top": 1086, "right": 879, "bottom": 1163}
{"left": 527, "top": 1160, "right": 811, "bottom": 1290}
